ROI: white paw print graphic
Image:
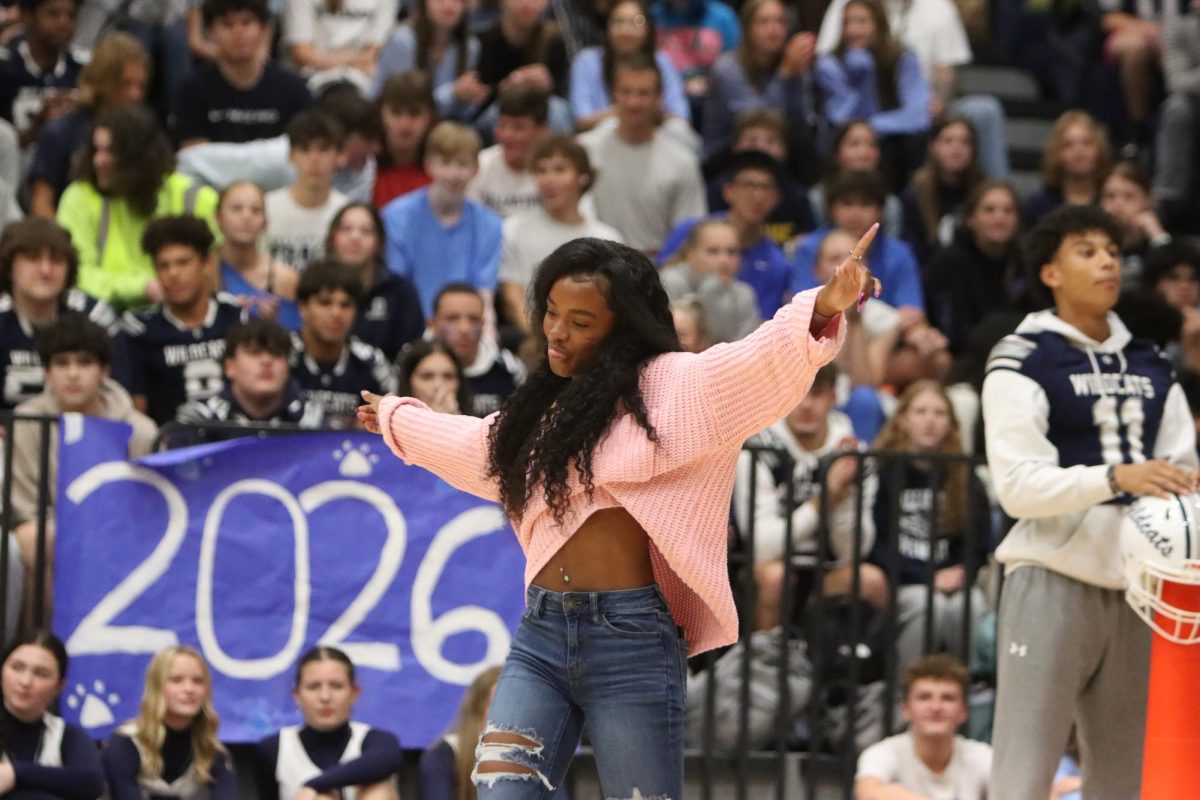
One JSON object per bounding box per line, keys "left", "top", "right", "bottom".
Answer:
{"left": 66, "top": 681, "right": 120, "bottom": 728}
{"left": 333, "top": 440, "right": 379, "bottom": 477}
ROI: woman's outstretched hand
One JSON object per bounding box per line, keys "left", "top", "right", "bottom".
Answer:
{"left": 358, "top": 390, "right": 384, "bottom": 434}
{"left": 814, "top": 223, "right": 882, "bottom": 318}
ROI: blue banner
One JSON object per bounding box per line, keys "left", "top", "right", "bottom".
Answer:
{"left": 52, "top": 416, "right": 526, "bottom": 747}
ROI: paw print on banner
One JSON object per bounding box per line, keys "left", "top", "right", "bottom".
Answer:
{"left": 66, "top": 681, "right": 120, "bottom": 728}
{"left": 334, "top": 440, "right": 379, "bottom": 477}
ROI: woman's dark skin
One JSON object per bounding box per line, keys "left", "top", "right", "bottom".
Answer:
{"left": 360, "top": 226, "right": 881, "bottom": 591}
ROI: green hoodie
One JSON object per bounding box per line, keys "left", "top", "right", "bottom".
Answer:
{"left": 56, "top": 172, "right": 219, "bottom": 311}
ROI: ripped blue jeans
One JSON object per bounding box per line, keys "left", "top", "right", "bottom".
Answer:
{"left": 474, "top": 584, "right": 688, "bottom": 799}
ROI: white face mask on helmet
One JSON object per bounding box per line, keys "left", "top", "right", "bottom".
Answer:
{"left": 1119, "top": 493, "right": 1200, "bottom": 645}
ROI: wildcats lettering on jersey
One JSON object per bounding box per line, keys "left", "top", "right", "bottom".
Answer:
{"left": 1067, "top": 372, "right": 1156, "bottom": 399}
{"left": 298, "top": 387, "right": 361, "bottom": 419}
{"left": 289, "top": 334, "right": 397, "bottom": 428}
{"left": 162, "top": 339, "right": 226, "bottom": 367}
{"left": 989, "top": 329, "right": 1175, "bottom": 470}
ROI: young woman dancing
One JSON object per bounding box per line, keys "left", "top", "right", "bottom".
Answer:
{"left": 359, "top": 227, "right": 879, "bottom": 798}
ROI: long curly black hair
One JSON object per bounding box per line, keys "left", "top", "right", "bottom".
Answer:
{"left": 486, "top": 238, "right": 681, "bottom": 525}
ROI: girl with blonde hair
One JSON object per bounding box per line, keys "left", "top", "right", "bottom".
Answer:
{"left": 216, "top": 180, "right": 302, "bottom": 330}
{"left": 28, "top": 32, "right": 151, "bottom": 218}
{"left": 1024, "top": 110, "right": 1112, "bottom": 226}
{"left": 102, "top": 646, "right": 235, "bottom": 800}
{"left": 869, "top": 380, "right": 993, "bottom": 678}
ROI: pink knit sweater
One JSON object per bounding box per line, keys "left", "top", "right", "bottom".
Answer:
{"left": 378, "top": 288, "right": 844, "bottom": 655}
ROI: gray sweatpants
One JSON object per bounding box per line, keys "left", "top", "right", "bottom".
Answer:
{"left": 989, "top": 566, "right": 1149, "bottom": 800}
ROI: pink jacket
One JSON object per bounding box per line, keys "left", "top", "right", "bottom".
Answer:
{"left": 378, "top": 287, "right": 844, "bottom": 655}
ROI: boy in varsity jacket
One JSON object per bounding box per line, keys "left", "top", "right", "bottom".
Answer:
{"left": 982, "top": 205, "right": 1200, "bottom": 799}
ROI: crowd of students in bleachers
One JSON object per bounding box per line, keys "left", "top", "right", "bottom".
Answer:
{"left": 0, "top": 628, "right": 512, "bottom": 800}
{"left": 0, "top": 0, "right": 1198, "bottom": 795}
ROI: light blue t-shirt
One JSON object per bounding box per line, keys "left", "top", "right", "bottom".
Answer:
{"left": 381, "top": 188, "right": 503, "bottom": 317}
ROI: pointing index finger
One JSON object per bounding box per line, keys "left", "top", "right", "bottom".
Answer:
{"left": 851, "top": 223, "right": 880, "bottom": 259}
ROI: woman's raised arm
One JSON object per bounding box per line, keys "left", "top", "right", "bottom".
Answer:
{"left": 646, "top": 225, "right": 881, "bottom": 466}
{"left": 359, "top": 393, "right": 501, "bottom": 502}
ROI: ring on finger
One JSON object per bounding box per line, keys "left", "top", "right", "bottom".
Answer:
{"left": 848, "top": 249, "right": 865, "bottom": 263}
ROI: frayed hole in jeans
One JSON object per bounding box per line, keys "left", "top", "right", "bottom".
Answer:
{"left": 471, "top": 728, "right": 555, "bottom": 791}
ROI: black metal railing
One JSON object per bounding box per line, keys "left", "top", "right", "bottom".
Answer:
{"left": 0, "top": 413, "right": 60, "bottom": 637}
{"left": 800, "top": 449, "right": 993, "bottom": 798}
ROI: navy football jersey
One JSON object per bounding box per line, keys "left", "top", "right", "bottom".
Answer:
{"left": 986, "top": 330, "right": 1175, "bottom": 470}
{"left": 289, "top": 333, "right": 397, "bottom": 428}
{"left": 121, "top": 295, "right": 246, "bottom": 425}
{"left": 0, "top": 38, "right": 86, "bottom": 135}
{"left": 175, "top": 382, "right": 324, "bottom": 430}
{"left": 0, "top": 290, "right": 118, "bottom": 409}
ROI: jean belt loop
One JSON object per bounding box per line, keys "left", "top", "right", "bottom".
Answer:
{"left": 530, "top": 586, "right": 547, "bottom": 619}
{"left": 590, "top": 591, "right": 601, "bottom": 623}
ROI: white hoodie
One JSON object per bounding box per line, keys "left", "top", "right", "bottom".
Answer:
{"left": 982, "top": 309, "right": 1197, "bottom": 588}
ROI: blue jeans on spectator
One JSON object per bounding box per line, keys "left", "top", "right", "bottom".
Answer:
{"left": 950, "top": 94, "right": 1009, "bottom": 178}
{"left": 476, "top": 584, "right": 688, "bottom": 799}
